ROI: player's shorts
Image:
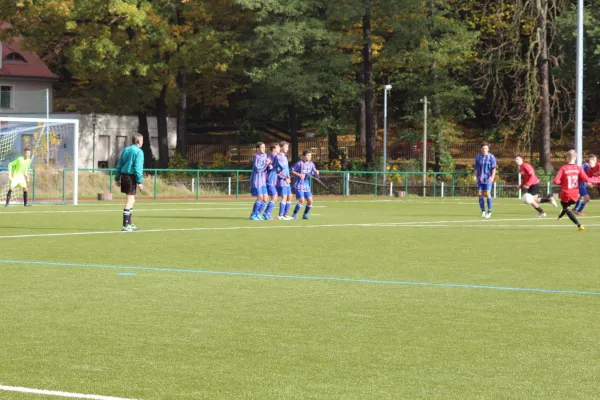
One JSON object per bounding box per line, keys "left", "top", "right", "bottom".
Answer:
{"left": 296, "top": 191, "right": 312, "bottom": 199}
{"left": 120, "top": 174, "right": 138, "bottom": 195}
{"left": 266, "top": 185, "right": 278, "bottom": 196}
{"left": 561, "top": 199, "right": 577, "bottom": 208}
{"left": 251, "top": 186, "right": 268, "bottom": 196}
{"left": 579, "top": 182, "right": 588, "bottom": 196}
{"left": 477, "top": 183, "right": 493, "bottom": 192}
{"left": 277, "top": 186, "right": 292, "bottom": 196}
{"left": 9, "top": 176, "right": 27, "bottom": 189}
{"left": 527, "top": 184, "right": 540, "bottom": 196}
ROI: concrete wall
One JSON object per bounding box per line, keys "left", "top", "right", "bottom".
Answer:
{"left": 0, "top": 79, "right": 53, "bottom": 115}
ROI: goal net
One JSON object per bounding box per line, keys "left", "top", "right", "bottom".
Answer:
{"left": 0, "top": 117, "right": 79, "bottom": 205}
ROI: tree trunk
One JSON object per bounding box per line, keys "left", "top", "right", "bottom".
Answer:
{"left": 137, "top": 112, "right": 153, "bottom": 168}
{"left": 356, "top": 71, "right": 366, "bottom": 146}
{"left": 156, "top": 83, "right": 170, "bottom": 168}
{"left": 363, "top": 0, "right": 376, "bottom": 165}
{"left": 288, "top": 104, "right": 299, "bottom": 164}
{"left": 176, "top": 70, "right": 188, "bottom": 157}
{"left": 538, "top": 0, "right": 552, "bottom": 172}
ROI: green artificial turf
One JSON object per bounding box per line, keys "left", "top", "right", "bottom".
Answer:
{"left": 1, "top": 198, "right": 599, "bottom": 399}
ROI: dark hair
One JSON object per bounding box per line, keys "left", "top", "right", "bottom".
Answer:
{"left": 269, "top": 142, "right": 279, "bottom": 151}
{"left": 279, "top": 141, "right": 288, "bottom": 147}
{"left": 302, "top": 149, "right": 311, "bottom": 156}
{"left": 256, "top": 142, "right": 265, "bottom": 149}
{"left": 24, "top": 147, "right": 31, "bottom": 152}
{"left": 481, "top": 142, "right": 490, "bottom": 148}
{"left": 514, "top": 155, "right": 523, "bottom": 159}
{"left": 589, "top": 154, "right": 597, "bottom": 160}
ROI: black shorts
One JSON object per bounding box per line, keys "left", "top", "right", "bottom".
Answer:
{"left": 527, "top": 184, "right": 540, "bottom": 196}
{"left": 120, "top": 174, "right": 138, "bottom": 195}
{"left": 561, "top": 200, "right": 576, "bottom": 209}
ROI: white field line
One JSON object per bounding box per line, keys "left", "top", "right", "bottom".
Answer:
{"left": 2, "top": 216, "right": 599, "bottom": 240}
{"left": 0, "top": 384, "right": 136, "bottom": 400}
{"left": 0, "top": 206, "right": 327, "bottom": 215}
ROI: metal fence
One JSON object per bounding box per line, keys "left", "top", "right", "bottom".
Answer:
{"left": 6, "top": 168, "right": 583, "bottom": 201}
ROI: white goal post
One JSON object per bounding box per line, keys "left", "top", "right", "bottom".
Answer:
{"left": 0, "top": 117, "right": 79, "bottom": 205}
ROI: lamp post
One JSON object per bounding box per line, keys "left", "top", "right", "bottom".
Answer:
{"left": 382, "top": 84, "right": 392, "bottom": 188}
{"left": 575, "top": 0, "right": 584, "bottom": 165}
{"left": 91, "top": 113, "right": 97, "bottom": 171}
{"left": 420, "top": 96, "right": 429, "bottom": 197}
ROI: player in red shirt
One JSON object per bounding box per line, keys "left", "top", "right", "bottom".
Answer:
{"left": 515, "top": 156, "right": 557, "bottom": 217}
{"left": 553, "top": 150, "right": 599, "bottom": 231}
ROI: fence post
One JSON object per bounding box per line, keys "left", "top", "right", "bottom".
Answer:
{"left": 518, "top": 173, "right": 522, "bottom": 199}
{"left": 390, "top": 181, "right": 393, "bottom": 197}
{"left": 196, "top": 170, "right": 200, "bottom": 200}
{"left": 404, "top": 172, "right": 408, "bottom": 195}
{"left": 109, "top": 170, "right": 113, "bottom": 193}
{"left": 228, "top": 177, "right": 232, "bottom": 196}
{"left": 346, "top": 172, "right": 350, "bottom": 196}
{"left": 433, "top": 174, "right": 437, "bottom": 197}
{"left": 32, "top": 168, "right": 36, "bottom": 201}
{"left": 374, "top": 172, "right": 378, "bottom": 197}
{"left": 493, "top": 182, "right": 497, "bottom": 198}
{"left": 452, "top": 173, "right": 455, "bottom": 197}
{"left": 62, "top": 169, "right": 66, "bottom": 202}
{"left": 153, "top": 170, "right": 157, "bottom": 200}
{"left": 236, "top": 171, "right": 239, "bottom": 199}
{"left": 441, "top": 181, "right": 444, "bottom": 198}
{"left": 547, "top": 180, "right": 550, "bottom": 196}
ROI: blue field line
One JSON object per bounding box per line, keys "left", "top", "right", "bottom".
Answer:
{"left": 1, "top": 259, "right": 599, "bottom": 296}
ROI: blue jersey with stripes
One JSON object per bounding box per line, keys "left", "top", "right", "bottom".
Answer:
{"left": 251, "top": 153, "right": 269, "bottom": 189}
{"left": 474, "top": 153, "right": 497, "bottom": 184}
{"left": 266, "top": 153, "right": 278, "bottom": 187}
{"left": 291, "top": 160, "right": 318, "bottom": 192}
{"left": 275, "top": 153, "right": 290, "bottom": 187}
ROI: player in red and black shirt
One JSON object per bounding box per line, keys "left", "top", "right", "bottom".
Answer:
{"left": 515, "top": 156, "right": 557, "bottom": 217}
{"left": 553, "top": 150, "right": 600, "bottom": 231}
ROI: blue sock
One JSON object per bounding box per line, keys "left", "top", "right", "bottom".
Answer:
{"left": 258, "top": 201, "right": 267, "bottom": 214}
{"left": 285, "top": 202, "right": 292, "bottom": 215}
{"left": 252, "top": 200, "right": 261, "bottom": 215}
{"left": 279, "top": 202, "right": 285, "bottom": 217}
{"left": 479, "top": 197, "right": 485, "bottom": 211}
{"left": 574, "top": 199, "right": 582, "bottom": 212}
{"left": 304, "top": 205, "right": 312, "bottom": 215}
{"left": 293, "top": 203, "right": 302, "bottom": 216}
{"left": 579, "top": 201, "right": 587, "bottom": 212}
{"left": 265, "top": 201, "right": 275, "bottom": 216}
{"left": 487, "top": 197, "right": 492, "bottom": 212}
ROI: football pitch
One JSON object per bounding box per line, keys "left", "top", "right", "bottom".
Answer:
{"left": 1, "top": 198, "right": 599, "bottom": 399}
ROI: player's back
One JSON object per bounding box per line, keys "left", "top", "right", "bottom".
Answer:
{"left": 267, "top": 153, "right": 278, "bottom": 186}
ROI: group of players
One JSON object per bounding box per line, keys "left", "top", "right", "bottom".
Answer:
{"left": 249, "top": 141, "right": 319, "bottom": 221}
{"left": 474, "top": 142, "right": 600, "bottom": 230}
{"left": 4, "top": 137, "right": 599, "bottom": 232}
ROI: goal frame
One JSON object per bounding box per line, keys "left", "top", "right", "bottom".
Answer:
{"left": 0, "top": 116, "right": 80, "bottom": 205}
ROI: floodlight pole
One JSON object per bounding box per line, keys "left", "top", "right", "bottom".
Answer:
{"left": 91, "top": 113, "right": 97, "bottom": 171}
{"left": 420, "top": 96, "right": 429, "bottom": 197}
{"left": 383, "top": 84, "right": 392, "bottom": 188}
{"left": 575, "top": 0, "right": 584, "bottom": 165}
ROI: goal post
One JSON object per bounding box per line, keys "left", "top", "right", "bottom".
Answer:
{"left": 0, "top": 117, "right": 79, "bottom": 205}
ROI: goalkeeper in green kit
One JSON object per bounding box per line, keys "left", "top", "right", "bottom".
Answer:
{"left": 5, "top": 148, "right": 32, "bottom": 207}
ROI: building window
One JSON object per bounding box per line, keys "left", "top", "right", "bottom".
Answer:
{"left": 4, "top": 52, "right": 27, "bottom": 62}
{"left": 0, "top": 86, "right": 13, "bottom": 109}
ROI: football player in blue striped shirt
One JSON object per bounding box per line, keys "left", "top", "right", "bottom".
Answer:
{"left": 276, "top": 141, "right": 293, "bottom": 220}
{"left": 291, "top": 150, "right": 319, "bottom": 220}
{"left": 473, "top": 142, "right": 497, "bottom": 219}
{"left": 262, "top": 142, "right": 280, "bottom": 220}
{"left": 249, "top": 142, "right": 271, "bottom": 220}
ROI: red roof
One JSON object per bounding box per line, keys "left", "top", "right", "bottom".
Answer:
{"left": 0, "top": 32, "right": 58, "bottom": 80}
